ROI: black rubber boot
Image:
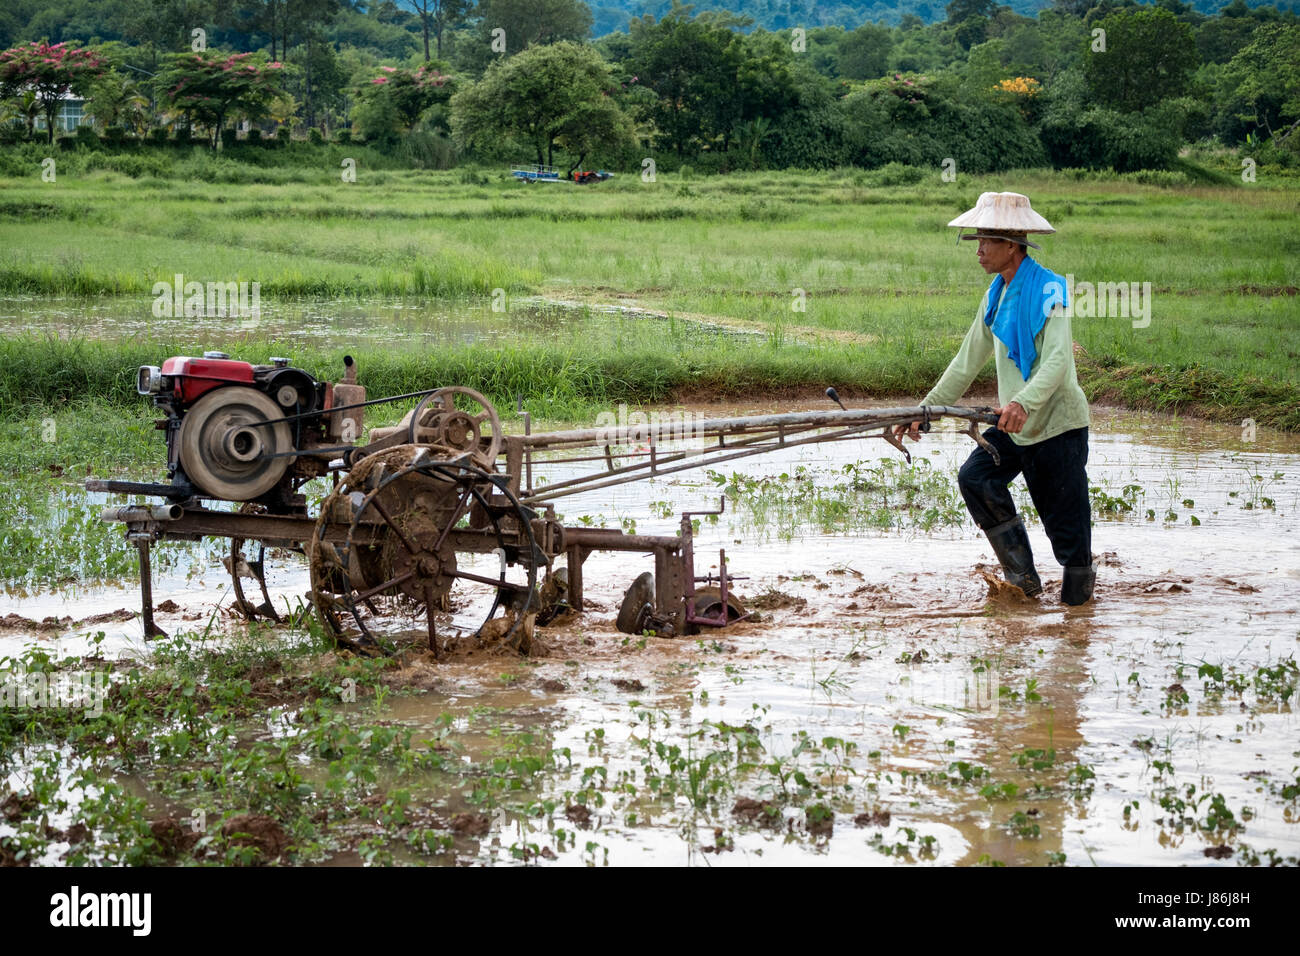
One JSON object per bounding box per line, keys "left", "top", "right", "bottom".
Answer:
{"left": 984, "top": 516, "right": 1043, "bottom": 597}
{"left": 1061, "top": 564, "right": 1096, "bottom": 606}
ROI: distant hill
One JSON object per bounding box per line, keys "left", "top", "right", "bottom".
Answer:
{"left": 589, "top": 0, "right": 1298, "bottom": 33}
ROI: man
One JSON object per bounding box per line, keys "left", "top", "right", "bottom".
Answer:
{"left": 894, "top": 192, "right": 1095, "bottom": 605}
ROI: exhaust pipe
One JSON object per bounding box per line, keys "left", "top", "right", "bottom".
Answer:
{"left": 101, "top": 504, "right": 184, "bottom": 523}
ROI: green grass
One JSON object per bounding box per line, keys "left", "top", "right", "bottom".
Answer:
{"left": 0, "top": 329, "right": 967, "bottom": 422}
{"left": 0, "top": 162, "right": 1296, "bottom": 433}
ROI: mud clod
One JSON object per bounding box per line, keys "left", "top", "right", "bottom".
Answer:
{"left": 383, "top": 657, "right": 442, "bottom": 693}
{"left": 1, "top": 791, "right": 37, "bottom": 823}
{"left": 155, "top": 599, "right": 181, "bottom": 613}
{"left": 701, "top": 827, "right": 734, "bottom": 853}
{"left": 221, "top": 813, "right": 289, "bottom": 862}
{"left": 806, "top": 809, "right": 834, "bottom": 836}
{"left": 733, "top": 797, "right": 780, "bottom": 827}
{"left": 540, "top": 678, "right": 567, "bottom": 692}
{"left": 1216, "top": 578, "right": 1259, "bottom": 594}
{"left": 0, "top": 609, "right": 135, "bottom": 634}
{"left": 977, "top": 567, "right": 1036, "bottom": 603}
{"left": 564, "top": 804, "right": 592, "bottom": 827}
{"left": 0, "top": 842, "right": 28, "bottom": 867}
{"left": 854, "top": 809, "right": 891, "bottom": 828}
{"left": 61, "top": 822, "right": 90, "bottom": 844}
{"left": 1203, "top": 845, "right": 1234, "bottom": 859}
{"left": 1142, "top": 581, "right": 1188, "bottom": 594}
{"left": 149, "top": 817, "right": 201, "bottom": 858}
{"left": 612, "top": 678, "right": 645, "bottom": 692}
{"left": 450, "top": 812, "right": 490, "bottom": 837}
{"left": 749, "top": 589, "right": 807, "bottom": 611}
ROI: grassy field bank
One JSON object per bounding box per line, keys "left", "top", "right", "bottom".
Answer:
{"left": 0, "top": 162, "right": 1296, "bottom": 434}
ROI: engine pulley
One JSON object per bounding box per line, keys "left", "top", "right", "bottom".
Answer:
{"left": 177, "top": 386, "right": 293, "bottom": 500}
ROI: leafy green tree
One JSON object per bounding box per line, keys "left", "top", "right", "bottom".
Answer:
{"left": 1082, "top": 0, "right": 1141, "bottom": 28}
{"left": 119, "top": 0, "right": 216, "bottom": 59}
{"left": 450, "top": 40, "right": 631, "bottom": 169}
{"left": 760, "top": 67, "right": 849, "bottom": 170}
{"left": 736, "top": 30, "right": 799, "bottom": 127}
{"left": 0, "top": 40, "right": 106, "bottom": 143}
{"left": 454, "top": 0, "right": 594, "bottom": 75}
{"left": 328, "top": 2, "right": 422, "bottom": 60}
{"left": 1085, "top": 8, "right": 1198, "bottom": 112}
{"left": 553, "top": 92, "right": 634, "bottom": 172}
{"left": 1038, "top": 67, "right": 1183, "bottom": 170}
{"left": 964, "top": 39, "right": 1009, "bottom": 91}
{"left": 953, "top": 16, "right": 990, "bottom": 51}
{"left": 996, "top": 10, "right": 1087, "bottom": 81}
{"left": 838, "top": 23, "right": 892, "bottom": 80}
{"left": 892, "top": 19, "right": 951, "bottom": 72}
{"left": 1196, "top": 15, "right": 1259, "bottom": 65}
{"left": 627, "top": 5, "right": 742, "bottom": 156}
{"left": 1152, "top": 0, "right": 1197, "bottom": 20}
{"left": 1216, "top": 23, "right": 1300, "bottom": 146}
{"left": 84, "top": 68, "right": 151, "bottom": 134}
{"left": 842, "top": 71, "right": 1044, "bottom": 172}
{"left": 286, "top": 35, "right": 348, "bottom": 128}
{"left": 158, "top": 50, "right": 286, "bottom": 148}
{"left": 795, "top": 26, "right": 840, "bottom": 78}
{"left": 468, "top": 0, "right": 593, "bottom": 62}
{"left": 946, "top": 0, "right": 998, "bottom": 25}
{"left": 0, "top": 88, "right": 41, "bottom": 140}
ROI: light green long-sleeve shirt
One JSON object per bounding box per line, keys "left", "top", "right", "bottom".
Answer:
{"left": 921, "top": 283, "right": 1091, "bottom": 446}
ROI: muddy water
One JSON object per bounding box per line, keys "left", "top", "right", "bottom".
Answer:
{"left": 4, "top": 404, "right": 1298, "bottom": 866}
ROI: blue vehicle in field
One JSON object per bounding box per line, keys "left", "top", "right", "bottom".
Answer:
{"left": 510, "top": 163, "right": 613, "bottom": 185}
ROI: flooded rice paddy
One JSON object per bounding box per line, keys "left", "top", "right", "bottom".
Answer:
{"left": 0, "top": 295, "right": 747, "bottom": 349}
{"left": 2, "top": 403, "right": 1297, "bottom": 866}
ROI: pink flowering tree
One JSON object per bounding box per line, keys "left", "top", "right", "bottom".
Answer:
{"left": 158, "top": 51, "right": 286, "bottom": 149}
{"left": 351, "top": 63, "right": 454, "bottom": 143}
{"left": 0, "top": 41, "right": 107, "bottom": 143}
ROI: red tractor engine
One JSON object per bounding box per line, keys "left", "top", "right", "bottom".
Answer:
{"left": 136, "top": 351, "right": 363, "bottom": 508}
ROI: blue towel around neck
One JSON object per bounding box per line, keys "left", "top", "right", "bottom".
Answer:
{"left": 982, "top": 257, "right": 1069, "bottom": 381}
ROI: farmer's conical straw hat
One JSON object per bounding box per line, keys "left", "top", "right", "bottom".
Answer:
{"left": 948, "top": 192, "right": 1055, "bottom": 250}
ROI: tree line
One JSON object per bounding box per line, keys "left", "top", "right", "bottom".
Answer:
{"left": 1, "top": 0, "right": 1296, "bottom": 174}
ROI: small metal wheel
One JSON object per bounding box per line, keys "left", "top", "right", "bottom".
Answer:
{"left": 685, "top": 586, "right": 748, "bottom": 635}
{"left": 227, "top": 503, "right": 281, "bottom": 622}
{"left": 616, "top": 571, "right": 656, "bottom": 635}
{"left": 308, "top": 446, "right": 538, "bottom": 656}
{"left": 406, "top": 386, "right": 503, "bottom": 468}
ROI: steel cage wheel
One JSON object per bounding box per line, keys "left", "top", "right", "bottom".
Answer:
{"left": 309, "top": 452, "right": 538, "bottom": 655}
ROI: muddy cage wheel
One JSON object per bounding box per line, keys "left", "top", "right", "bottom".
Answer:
{"left": 228, "top": 503, "right": 282, "bottom": 622}
{"left": 308, "top": 448, "right": 538, "bottom": 656}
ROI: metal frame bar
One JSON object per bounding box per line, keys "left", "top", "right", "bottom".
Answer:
{"left": 95, "top": 403, "right": 1001, "bottom": 643}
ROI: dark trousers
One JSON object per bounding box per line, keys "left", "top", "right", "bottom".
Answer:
{"left": 957, "top": 426, "right": 1092, "bottom": 568}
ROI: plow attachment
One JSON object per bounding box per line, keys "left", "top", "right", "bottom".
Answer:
{"left": 92, "top": 352, "right": 999, "bottom": 655}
